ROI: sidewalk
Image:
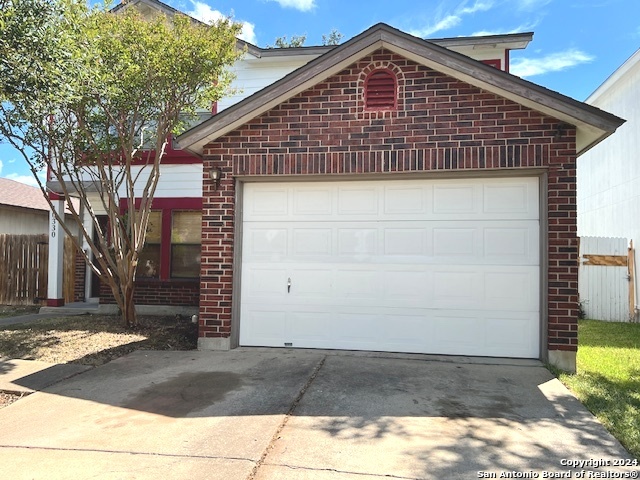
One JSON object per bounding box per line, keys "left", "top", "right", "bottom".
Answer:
{"left": 0, "top": 359, "right": 91, "bottom": 394}
{"left": 0, "top": 302, "right": 100, "bottom": 328}
{"left": 0, "top": 305, "right": 97, "bottom": 394}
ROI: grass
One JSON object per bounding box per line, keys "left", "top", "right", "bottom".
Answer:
{"left": 0, "top": 305, "right": 40, "bottom": 318}
{"left": 556, "top": 319, "right": 640, "bottom": 459}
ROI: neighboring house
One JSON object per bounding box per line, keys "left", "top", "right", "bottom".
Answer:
{"left": 0, "top": 178, "right": 54, "bottom": 234}
{"left": 577, "top": 48, "right": 640, "bottom": 320}
{"left": 46, "top": 0, "right": 624, "bottom": 372}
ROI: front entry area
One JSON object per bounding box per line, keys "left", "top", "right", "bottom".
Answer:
{"left": 239, "top": 176, "right": 540, "bottom": 358}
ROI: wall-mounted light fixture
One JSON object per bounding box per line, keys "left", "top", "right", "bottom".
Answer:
{"left": 554, "top": 123, "right": 570, "bottom": 141}
{"left": 209, "top": 167, "right": 223, "bottom": 188}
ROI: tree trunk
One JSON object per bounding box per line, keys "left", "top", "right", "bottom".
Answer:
{"left": 121, "top": 281, "right": 137, "bottom": 328}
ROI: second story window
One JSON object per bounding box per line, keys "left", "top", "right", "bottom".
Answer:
{"left": 364, "top": 69, "right": 397, "bottom": 110}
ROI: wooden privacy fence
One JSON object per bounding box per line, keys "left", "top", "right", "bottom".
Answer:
{"left": 0, "top": 234, "right": 77, "bottom": 305}
{"left": 578, "top": 236, "right": 635, "bottom": 322}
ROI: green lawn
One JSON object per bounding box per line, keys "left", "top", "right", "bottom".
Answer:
{"left": 556, "top": 319, "right": 640, "bottom": 459}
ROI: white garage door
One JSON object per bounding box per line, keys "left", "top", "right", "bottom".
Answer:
{"left": 239, "top": 177, "right": 540, "bottom": 358}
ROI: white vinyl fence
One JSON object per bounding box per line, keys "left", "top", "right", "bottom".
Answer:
{"left": 578, "top": 236, "right": 634, "bottom": 322}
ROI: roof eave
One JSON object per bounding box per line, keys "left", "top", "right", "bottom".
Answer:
{"left": 177, "top": 24, "right": 624, "bottom": 157}
{"left": 429, "top": 31, "right": 534, "bottom": 51}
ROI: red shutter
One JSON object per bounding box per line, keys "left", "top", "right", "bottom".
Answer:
{"left": 481, "top": 59, "right": 501, "bottom": 70}
{"left": 365, "top": 70, "right": 396, "bottom": 109}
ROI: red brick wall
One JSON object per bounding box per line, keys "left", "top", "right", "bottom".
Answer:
{"left": 200, "top": 48, "right": 578, "bottom": 354}
{"left": 99, "top": 279, "right": 200, "bottom": 306}
{"left": 73, "top": 251, "right": 85, "bottom": 303}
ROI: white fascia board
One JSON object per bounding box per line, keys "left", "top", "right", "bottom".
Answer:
{"left": 587, "top": 48, "right": 640, "bottom": 104}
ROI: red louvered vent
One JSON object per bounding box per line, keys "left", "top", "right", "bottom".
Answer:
{"left": 365, "top": 69, "right": 397, "bottom": 110}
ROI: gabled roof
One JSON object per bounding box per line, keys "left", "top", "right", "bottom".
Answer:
{"left": 0, "top": 178, "right": 50, "bottom": 212}
{"left": 177, "top": 23, "right": 624, "bottom": 156}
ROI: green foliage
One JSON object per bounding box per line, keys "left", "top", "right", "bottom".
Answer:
{"left": 0, "top": 0, "right": 243, "bottom": 326}
{"left": 267, "top": 29, "right": 342, "bottom": 48}
{"left": 322, "top": 29, "right": 343, "bottom": 46}
{"left": 267, "top": 34, "right": 307, "bottom": 48}
{"left": 0, "top": 0, "right": 73, "bottom": 100}
{"left": 556, "top": 320, "right": 640, "bottom": 459}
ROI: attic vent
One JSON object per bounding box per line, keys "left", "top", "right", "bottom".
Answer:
{"left": 364, "top": 69, "right": 397, "bottom": 110}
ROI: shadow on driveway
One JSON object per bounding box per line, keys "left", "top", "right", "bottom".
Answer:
{"left": 0, "top": 349, "right": 635, "bottom": 480}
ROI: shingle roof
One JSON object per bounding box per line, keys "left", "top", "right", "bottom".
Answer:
{"left": 0, "top": 178, "right": 50, "bottom": 211}
{"left": 177, "top": 23, "right": 624, "bottom": 156}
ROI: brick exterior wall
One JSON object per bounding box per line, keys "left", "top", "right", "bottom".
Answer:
{"left": 73, "top": 251, "right": 85, "bottom": 303}
{"left": 99, "top": 279, "right": 200, "bottom": 306}
{"left": 200, "top": 48, "right": 579, "bottom": 354}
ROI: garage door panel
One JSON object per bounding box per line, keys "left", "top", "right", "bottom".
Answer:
{"left": 240, "top": 178, "right": 541, "bottom": 359}
{"left": 432, "top": 270, "right": 480, "bottom": 308}
{"left": 292, "top": 228, "right": 332, "bottom": 256}
{"left": 293, "top": 187, "right": 333, "bottom": 216}
{"left": 484, "top": 227, "right": 533, "bottom": 258}
{"left": 483, "top": 182, "right": 536, "bottom": 216}
{"left": 334, "top": 269, "right": 381, "bottom": 299}
{"left": 246, "top": 187, "right": 289, "bottom": 219}
{"left": 240, "top": 308, "right": 287, "bottom": 347}
{"left": 432, "top": 184, "right": 478, "bottom": 214}
{"left": 247, "top": 228, "right": 288, "bottom": 257}
{"left": 244, "top": 178, "right": 539, "bottom": 222}
{"left": 288, "top": 311, "right": 333, "bottom": 346}
{"left": 433, "top": 228, "right": 477, "bottom": 257}
{"left": 380, "top": 314, "right": 435, "bottom": 351}
{"left": 290, "top": 268, "right": 333, "bottom": 299}
{"left": 383, "top": 185, "right": 427, "bottom": 214}
{"left": 432, "top": 314, "right": 488, "bottom": 352}
{"left": 384, "top": 228, "right": 427, "bottom": 256}
{"left": 484, "top": 270, "right": 538, "bottom": 310}
{"left": 382, "top": 270, "right": 431, "bottom": 302}
{"left": 330, "top": 313, "right": 382, "bottom": 349}
{"left": 244, "top": 221, "right": 537, "bottom": 265}
{"left": 337, "top": 229, "right": 378, "bottom": 257}
{"left": 486, "top": 313, "right": 538, "bottom": 358}
{"left": 243, "top": 267, "right": 288, "bottom": 298}
{"left": 338, "top": 186, "right": 379, "bottom": 215}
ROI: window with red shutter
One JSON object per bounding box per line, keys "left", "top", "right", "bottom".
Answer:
{"left": 364, "top": 69, "right": 397, "bottom": 110}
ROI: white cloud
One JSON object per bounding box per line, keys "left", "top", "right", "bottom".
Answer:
{"left": 410, "top": 15, "right": 461, "bottom": 37}
{"left": 188, "top": 1, "right": 258, "bottom": 45}
{"left": 472, "top": 20, "right": 539, "bottom": 36}
{"left": 408, "top": 0, "right": 495, "bottom": 38}
{"left": 0, "top": 157, "right": 45, "bottom": 187}
{"left": 510, "top": 49, "right": 594, "bottom": 77}
{"left": 238, "top": 22, "right": 257, "bottom": 45}
{"left": 267, "top": 0, "right": 316, "bottom": 11}
{"left": 4, "top": 173, "right": 40, "bottom": 187}
{"left": 459, "top": 0, "right": 494, "bottom": 14}
{"left": 515, "top": 0, "right": 552, "bottom": 10}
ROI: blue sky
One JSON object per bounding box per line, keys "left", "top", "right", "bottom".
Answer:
{"left": 1, "top": 0, "right": 637, "bottom": 185}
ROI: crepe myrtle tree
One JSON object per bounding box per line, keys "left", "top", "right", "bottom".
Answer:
{"left": 0, "top": 0, "right": 243, "bottom": 327}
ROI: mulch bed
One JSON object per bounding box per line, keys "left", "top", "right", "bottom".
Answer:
{"left": 0, "top": 313, "right": 198, "bottom": 409}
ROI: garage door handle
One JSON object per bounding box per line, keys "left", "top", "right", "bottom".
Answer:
{"left": 287, "top": 277, "right": 291, "bottom": 293}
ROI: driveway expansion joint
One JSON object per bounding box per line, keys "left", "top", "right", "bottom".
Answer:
{"left": 0, "top": 445, "right": 256, "bottom": 463}
{"left": 266, "top": 462, "right": 423, "bottom": 479}
{"left": 247, "top": 354, "right": 327, "bottom": 480}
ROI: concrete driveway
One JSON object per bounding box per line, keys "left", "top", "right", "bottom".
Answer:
{"left": 0, "top": 349, "right": 635, "bottom": 480}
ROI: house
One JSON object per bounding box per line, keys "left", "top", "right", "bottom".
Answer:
{"left": 45, "top": 0, "right": 624, "bottom": 372}
{"left": 0, "top": 178, "right": 81, "bottom": 304}
{"left": 0, "top": 178, "right": 57, "bottom": 235}
{"left": 577, "top": 49, "right": 640, "bottom": 321}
